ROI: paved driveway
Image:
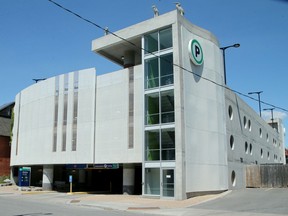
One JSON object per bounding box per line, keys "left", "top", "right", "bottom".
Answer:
{"left": 190, "top": 188, "right": 288, "bottom": 215}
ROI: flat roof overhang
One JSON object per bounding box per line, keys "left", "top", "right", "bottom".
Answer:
{"left": 94, "top": 36, "right": 142, "bottom": 66}
{"left": 91, "top": 10, "right": 219, "bottom": 66}
{"left": 91, "top": 11, "right": 178, "bottom": 66}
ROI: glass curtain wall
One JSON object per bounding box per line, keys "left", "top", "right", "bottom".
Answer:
{"left": 143, "top": 27, "right": 175, "bottom": 197}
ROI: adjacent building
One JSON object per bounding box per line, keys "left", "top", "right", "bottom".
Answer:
{"left": 0, "top": 102, "right": 14, "bottom": 176}
{"left": 10, "top": 10, "right": 285, "bottom": 199}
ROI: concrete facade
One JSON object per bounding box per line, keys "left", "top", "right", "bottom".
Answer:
{"left": 226, "top": 90, "right": 285, "bottom": 189}
{"left": 10, "top": 10, "right": 285, "bottom": 199}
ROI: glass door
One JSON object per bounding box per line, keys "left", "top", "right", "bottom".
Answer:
{"left": 162, "top": 169, "right": 174, "bottom": 197}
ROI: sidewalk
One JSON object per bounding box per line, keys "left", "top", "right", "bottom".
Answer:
{"left": 0, "top": 185, "right": 229, "bottom": 215}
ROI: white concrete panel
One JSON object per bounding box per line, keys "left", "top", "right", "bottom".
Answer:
{"left": 180, "top": 25, "right": 228, "bottom": 193}
{"left": 95, "top": 66, "right": 143, "bottom": 163}
{"left": 10, "top": 68, "right": 96, "bottom": 166}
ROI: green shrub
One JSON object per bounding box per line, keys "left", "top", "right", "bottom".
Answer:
{"left": 0, "top": 176, "right": 10, "bottom": 184}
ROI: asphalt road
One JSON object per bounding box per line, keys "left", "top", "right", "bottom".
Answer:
{"left": 189, "top": 188, "right": 288, "bottom": 216}
{"left": 0, "top": 188, "right": 288, "bottom": 216}
{"left": 0, "top": 193, "right": 151, "bottom": 216}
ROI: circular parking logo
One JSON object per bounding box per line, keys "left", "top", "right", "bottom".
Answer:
{"left": 188, "top": 39, "right": 203, "bottom": 66}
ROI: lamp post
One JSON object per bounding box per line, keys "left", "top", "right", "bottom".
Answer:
{"left": 220, "top": 43, "right": 240, "bottom": 85}
{"left": 263, "top": 108, "right": 275, "bottom": 124}
{"left": 248, "top": 91, "right": 263, "bottom": 117}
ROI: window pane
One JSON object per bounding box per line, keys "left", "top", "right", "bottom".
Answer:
{"left": 160, "top": 54, "right": 173, "bottom": 86}
{"left": 161, "top": 90, "right": 174, "bottom": 123}
{"left": 145, "top": 58, "right": 159, "bottom": 89}
{"left": 145, "top": 130, "right": 160, "bottom": 161}
{"left": 145, "top": 93, "right": 159, "bottom": 125}
{"left": 145, "top": 168, "right": 160, "bottom": 195}
{"left": 145, "top": 32, "right": 158, "bottom": 53}
{"left": 161, "top": 129, "right": 175, "bottom": 160}
{"left": 160, "top": 28, "right": 172, "bottom": 50}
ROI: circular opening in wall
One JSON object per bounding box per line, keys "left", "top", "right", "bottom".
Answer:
{"left": 230, "top": 135, "right": 234, "bottom": 150}
{"left": 259, "top": 128, "right": 262, "bottom": 138}
{"left": 231, "top": 170, "right": 236, "bottom": 187}
{"left": 245, "top": 142, "right": 248, "bottom": 154}
{"left": 244, "top": 116, "right": 247, "bottom": 128}
{"left": 228, "top": 106, "right": 233, "bottom": 120}
{"left": 248, "top": 120, "right": 251, "bottom": 131}
{"left": 249, "top": 143, "right": 253, "bottom": 155}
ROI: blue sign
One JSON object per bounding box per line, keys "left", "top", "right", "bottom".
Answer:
{"left": 19, "top": 167, "right": 31, "bottom": 187}
{"left": 66, "top": 164, "right": 87, "bottom": 169}
{"left": 93, "top": 164, "right": 119, "bottom": 169}
{"left": 69, "top": 175, "right": 73, "bottom": 183}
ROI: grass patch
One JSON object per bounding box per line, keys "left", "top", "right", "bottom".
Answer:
{"left": 0, "top": 176, "right": 10, "bottom": 184}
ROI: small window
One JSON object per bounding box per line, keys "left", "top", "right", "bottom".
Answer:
{"left": 266, "top": 133, "right": 269, "bottom": 142}
{"left": 259, "top": 128, "right": 262, "bottom": 138}
{"left": 230, "top": 135, "right": 234, "bottom": 150}
{"left": 243, "top": 116, "right": 247, "bottom": 128}
{"left": 267, "top": 151, "right": 270, "bottom": 160}
{"left": 245, "top": 142, "right": 248, "bottom": 154}
{"left": 228, "top": 105, "right": 233, "bottom": 120}
{"left": 261, "top": 148, "right": 263, "bottom": 158}
{"left": 248, "top": 120, "right": 251, "bottom": 131}
{"left": 249, "top": 143, "right": 253, "bottom": 155}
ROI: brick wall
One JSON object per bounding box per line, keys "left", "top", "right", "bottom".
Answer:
{"left": 0, "top": 136, "right": 11, "bottom": 176}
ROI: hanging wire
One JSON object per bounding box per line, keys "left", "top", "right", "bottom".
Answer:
{"left": 47, "top": 0, "right": 288, "bottom": 114}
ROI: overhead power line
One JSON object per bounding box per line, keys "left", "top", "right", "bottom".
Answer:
{"left": 47, "top": 0, "right": 288, "bottom": 114}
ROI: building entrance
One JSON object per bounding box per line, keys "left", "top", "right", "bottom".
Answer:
{"left": 162, "top": 169, "right": 174, "bottom": 197}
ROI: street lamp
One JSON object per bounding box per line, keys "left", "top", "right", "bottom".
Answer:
{"left": 248, "top": 91, "right": 263, "bottom": 117}
{"left": 33, "top": 78, "right": 46, "bottom": 83}
{"left": 220, "top": 43, "right": 240, "bottom": 85}
{"left": 263, "top": 108, "right": 275, "bottom": 124}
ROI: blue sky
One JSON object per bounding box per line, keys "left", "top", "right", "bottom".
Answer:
{"left": 1, "top": 0, "right": 287, "bottom": 146}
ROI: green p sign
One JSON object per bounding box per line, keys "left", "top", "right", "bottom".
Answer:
{"left": 188, "top": 39, "right": 203, "bottom": 66}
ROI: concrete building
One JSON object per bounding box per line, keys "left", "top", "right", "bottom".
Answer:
{"left": 10, "top": 10, "right": 285, "bottom": 199}
{"left": 0, "top": 102, "right": 14, "bottom": 176}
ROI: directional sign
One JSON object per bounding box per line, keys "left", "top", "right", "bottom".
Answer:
{"left": 19, "top": 167, "right": 31, "bottom": 187}
{"left": 93, "top": 164, "right": 119, "bottom": 169}
{"left": 66, "top": 164, "right": 87, "bottom": 169}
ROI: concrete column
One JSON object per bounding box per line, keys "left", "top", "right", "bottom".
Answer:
{"left": 123, "top": 50, "right": 135, "bottom": 68}
{"left": 42, "top": 165, "right": 54, "bottom": 191}
{"left": 123, "top": 164, "right": 135, "bottom": 195}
